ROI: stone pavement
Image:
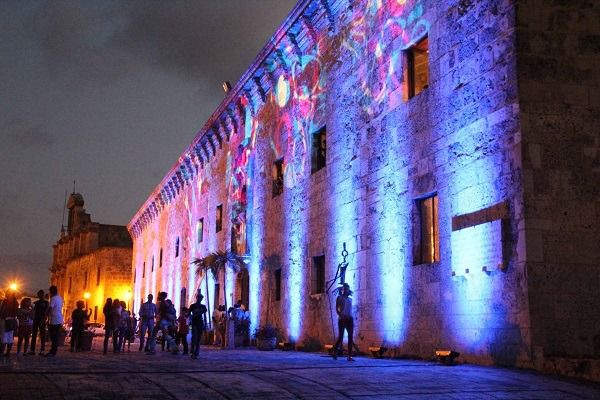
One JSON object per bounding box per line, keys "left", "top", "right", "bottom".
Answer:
{"left": 1, "top": 340, "right": 600, "bottom": 399}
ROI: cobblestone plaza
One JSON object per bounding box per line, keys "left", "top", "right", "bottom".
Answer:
{"left": 1, "top": 342, "right": 600, "bottom": 399}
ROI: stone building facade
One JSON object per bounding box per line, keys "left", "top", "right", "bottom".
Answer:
{"left": 51, "top": 193, "right": 132, "bottom": 322}
{"left": 128, "top": 0, "right": 600, "bottom": 379}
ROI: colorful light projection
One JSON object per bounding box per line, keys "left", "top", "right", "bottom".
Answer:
{"left": 341, "top": 0, "right": 430, "bottom": 115}
{"left": 134, "top": 0, "right": 438, "bottom": 342}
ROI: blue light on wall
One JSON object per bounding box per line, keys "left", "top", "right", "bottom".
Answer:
{"left": 447, "top": 132, "right": 508, "bottom": 351}
{"left": 285, "top": 184, "right": 307, "bottom": 342}
{"left": 247, "top": 158, "right": 260, "bottom": 334}
{"left": 376, "top": 180, "right": 410, "bottom": 345}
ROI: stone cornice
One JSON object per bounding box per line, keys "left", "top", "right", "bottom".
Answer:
{"left": 128, "top": 0, "right": 346, "bottom": 238}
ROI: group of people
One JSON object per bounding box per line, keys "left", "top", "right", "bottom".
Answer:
{"left": 0, "top": 285, "right": 210, "bottom": 359}
{"left": 0, "top": 286, "right": 64, "bottom": 358}
{"left": 98, "top": 290, "right": 208, "bottom": 358}
{"left": 1, "top": 282, "right": 355, "bottom": 361}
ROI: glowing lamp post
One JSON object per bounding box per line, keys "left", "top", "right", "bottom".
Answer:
{"left": 9, "top": 282, "right": 18, "bottom": 292}
{"left": 84, "top": 292, "right": 91, "bottom": 310}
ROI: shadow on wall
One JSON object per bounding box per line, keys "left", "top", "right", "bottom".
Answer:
{"left": 489, "top": 303, "right": 523, "bottom": 367}
{"left": 261, "top": 253, "right": 282, "bottom": 329}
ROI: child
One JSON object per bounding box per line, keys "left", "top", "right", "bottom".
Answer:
{"left": 176, "top": 307, "right": 189, "bottom": 355}
{"left": 70, "top": 300, "right": 91, "bottom": 352}
{"left": 16, "top": 298, "right": 33, "bottom": 355}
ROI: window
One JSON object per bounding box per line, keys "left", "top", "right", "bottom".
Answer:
{"left": 311, "top": 126, "right": 327, "bottom": 173}
{"left": 175, "top": 237, "right": 180, "bottom": 258}
{"left": 274, "top": 268, "right": 282, "bottom": 301}
{"left": 214, "top": 283, "right": 220, "bottom": 308}
{"left": 414, "top": 194, "right": 440, "bottom": 265}
{"left": 84, "top": 271, "right": 88, "bottom": 289}
{"left": 96, "top": 266, "right": 101, "bottom": 286}
{"left": 143, "top": 262, "right": 146, "bottom": 278}
{"left": 159, "top": 248, "right": 163, "bottom": 268}
{"left": 151, "top": 256, "right": 154, "bottom": 272}
{"left": 272, "top": 158, "right": 284, "bottom": 197}
{"left": 68, "top": 277, "right": 72, "bottom": 294}
{"left": 216, "top": 205, "right": 223, "bottom": 233}
{"left": 197, "top": 218, "right": 204, "bottom": 243}
{"left": 311, "top": 255, "right": 325, "bottom": 294}
{"left": 94, "top": 305, "right": 98, "bottom": 321}
{"left": 406, "top": 36, "right": 429, "bottom": 99}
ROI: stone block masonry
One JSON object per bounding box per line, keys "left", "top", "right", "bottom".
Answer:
{"left": 127, "top": 0, "right": 600, "bottom": 381}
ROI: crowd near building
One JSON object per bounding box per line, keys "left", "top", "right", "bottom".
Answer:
{"left": 30, "top": 0, "right": 596, "bottom": 381}
{"left": 50, "top": 193, "right": 133, "bottom": 322}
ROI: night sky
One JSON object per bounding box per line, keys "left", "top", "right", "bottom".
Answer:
{"left": 0, "top": 0, "right": 297, "bottom": 294}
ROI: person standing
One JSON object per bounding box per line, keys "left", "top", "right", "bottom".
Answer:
{"left": 138, "top": 294, "right": 156, "bottom": 352}
{"left": 189, "top": 291, "right": 207, "bottom": 359}
{"left": 70, "top": 300, "right": 91, "bottom": 352}
{"left": 332, "top": 283, "right": 354, "bottom": 361}
{"left": 102, "top": 298, "right": 113, "bottom": 355}
{"left": 116, "top": 301, "right": 130, "bottom": 352}
{"left": 46, "top": 285, "right": 64, "bottom": 357}
{"left": 29, "top": 290, "right": 49, "bottom": 355}
{"left": 110, "top": 299, "right": 122, "bottom": 353}
{"left": 16, "top": 298, "right": 34, "bottom": 355}
{"left": 176, "top": 307, "right": 189, "bottom": 355}
{"left": 147, "top": 292, "right": 177, "bottom": 355}
{"left": 0, "top": 291, "right": 19, "bottom": 357}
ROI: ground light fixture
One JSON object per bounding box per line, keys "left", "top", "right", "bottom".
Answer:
{"left": 435, "top": 350, "right": 460, "bottom": 365}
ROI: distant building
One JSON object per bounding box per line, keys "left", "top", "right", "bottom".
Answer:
{"left": 128, "top": 0, "right": 600, "bottom": 381}
{"left": 50, "top": 193, "right": 132, "bottom": 322}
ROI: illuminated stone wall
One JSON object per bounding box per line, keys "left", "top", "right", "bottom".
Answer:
{"left": 129, "top": 0, "right": 597, "bottom": 373}
{"left": 61, "top": 247, "right": 133, "bottom": 323}
{"left": 517, "top": 0, "right": 600, "bottom": 379}
{"left": 51, "top": 193, "right": 132, "bottom": 323}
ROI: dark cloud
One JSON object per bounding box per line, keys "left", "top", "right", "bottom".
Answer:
{"left": 0, "top": 0, "right": 296, "bottom": 294}
{"left": 5, "top": 120, "right": 55, "bottom": 149}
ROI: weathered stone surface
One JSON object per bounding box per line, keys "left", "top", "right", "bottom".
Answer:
{"left": 126, "top": 0, "right": 600, "bottom": 382}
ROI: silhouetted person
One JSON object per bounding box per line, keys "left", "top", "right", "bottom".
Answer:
{"left": 29, "top": 290, "right": 49, "bottom": 355}
{"left": 147, "top": 292, "right": 177, "bottom": 355}
{"left": 70, "top": 300, "right": 91, "bottom": 352}
{"left": 102, "top": 298, "right": 113, "bottom": 355}
{"left": 189, "top": 291, "right": 207, "bottom": 359}
{"left": 16, "top": 297, "right": 33, "bottom": 355}
{"left": 332, "top": 283, "right": 354, "bottom": 361}
{"left": 0, "top": 291, "right": 19, "bottom": 357}
{"left": 138, "top": 294, "right": 156, "bottom": 352}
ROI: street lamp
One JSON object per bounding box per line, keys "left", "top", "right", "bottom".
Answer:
{"left": 83, "top": 292, "right": 91, "bottom": 310}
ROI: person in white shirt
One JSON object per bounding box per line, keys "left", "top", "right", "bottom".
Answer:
{"left": 332, "top": 283, "right": 354, "bottom": 361}
{"left": 46, "top": 285, "right": 63, "bottom": 357}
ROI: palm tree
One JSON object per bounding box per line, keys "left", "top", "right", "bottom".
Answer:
{"left": 192, "top": 250, "right": 246, "bottom": 313}
{"left": 191, "top": 257, "right": 215, "bottom": 330}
